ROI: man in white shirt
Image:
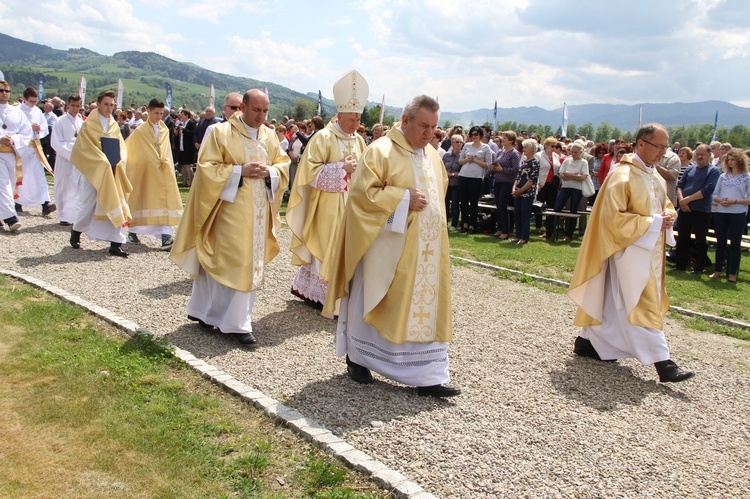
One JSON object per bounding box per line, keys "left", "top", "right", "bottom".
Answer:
{"left": 50, "top": 95, "right": 84, "bottom": 226}
{"left": 15, "top": 87, "right": 55, "bottom": 216}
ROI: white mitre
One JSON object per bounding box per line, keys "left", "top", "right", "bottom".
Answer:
{"left": 333, "top": 70, "right": 369, "bottom": 114}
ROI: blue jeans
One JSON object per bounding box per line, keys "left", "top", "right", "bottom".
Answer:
{"left": 514, "top": 196, "right": 533, "bottom": 240}
{"left": 713, "top": 211, "right": 745, "bottom": 275}
{"left": 554, "top": 187, "right": 583, "bottom": 238}
{"left": 494, "top": 181, "right": 513, "bottom": 234}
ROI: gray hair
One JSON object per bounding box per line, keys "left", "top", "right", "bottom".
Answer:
{"left": 522, "top": 138, "right": 538, "bottom": 150}
{"left": 403, "top": 95, "right": 440, "bottom": 121}
{"left": 570, "top": 142, "right": 585, "bottom": 152}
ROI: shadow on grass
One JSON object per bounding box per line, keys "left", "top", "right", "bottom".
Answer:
{"left": 550, "top": 357, "right": 691, "bottom": 411}
{"left": 119, "top": 330, "right": 174, "bottom": 359}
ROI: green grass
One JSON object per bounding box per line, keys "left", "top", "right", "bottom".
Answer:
{"left": 448, "top": 225, "right": 750, "bottom": 326}
{"left": 0, "top": 276, "right": 383, "bottom": 498}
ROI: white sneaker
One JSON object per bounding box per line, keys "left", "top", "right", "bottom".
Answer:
{"left": 9, "top": 222, "right": 21, "bottom": 232}
{"left": 448, "top": 226, "right": 457, "bottom": 232}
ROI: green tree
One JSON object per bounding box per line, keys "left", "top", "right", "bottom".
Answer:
{"left": 578, "top": 122, "right": 594, "bottom": 141}
{"left": 595, "top": 122, "right": 613, "bottom": 143}
{"left": 291, "top": 98, "right": 316, "bottom": 121}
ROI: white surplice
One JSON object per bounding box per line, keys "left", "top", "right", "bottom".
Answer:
{"left": 51, "top": 112, "right": 84, "bottom": 223}
{"left": 15, "top": 102, "right": 51, "bottom": 206}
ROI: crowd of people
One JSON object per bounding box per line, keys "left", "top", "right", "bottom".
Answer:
{"left": 5, "top": 71, "right": 736, "bottom": 390}
{"left": 437, "top": 124, "right": 750, "bottom": 281}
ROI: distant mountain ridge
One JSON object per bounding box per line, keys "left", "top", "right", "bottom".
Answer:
{"left": 441, "top": 101, "right": 750, "bottom": 131}
{"left": 0, "top": 32, "right": 748, "bottom": 129}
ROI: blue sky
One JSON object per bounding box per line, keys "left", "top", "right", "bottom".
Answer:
{"left": 1, "top": 0, "right": 748, "bottom": 112}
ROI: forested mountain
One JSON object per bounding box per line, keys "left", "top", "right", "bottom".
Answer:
{"left": 1, "top": 32, "right": 748, "bottom": 140}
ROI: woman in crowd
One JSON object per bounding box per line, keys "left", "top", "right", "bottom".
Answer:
{"left": 431, "top": 130, "right": 446, "bottom": 159}
{"left": 490, "top": 130, "right": 521, "bottom": 239}
{"left": 458, "top": 126, "right": 493, "bottom": 234}
{"left": 591, "top": 142, "right": 609, "bottom": 202}
{"left": 536, "top": 137, "right": 560, "bottom": 237}
{"left": 511, "top": 139, "right": 540, "bottom": 245}
{"left": 710, "top": 148, "right": 750, "bottom": 283}
{"left": 678, "top": 146, "right": 693, "bottom": 169}
{"left": 443, "top": 134, "right": 463, "bottom": 231}
{"left": 553, "top": 141, "right": 588, "bottom": 242}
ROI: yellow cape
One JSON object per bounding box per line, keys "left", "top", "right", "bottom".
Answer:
{"left": 169, "top": 115, "right": 290, "bottom": 292}
{"left": 70, "top": 109, "right": 132, "bottom": 228}
{"left": 567, "top": 154, "right": 676, "bottom": 329}
{"left": 125, "top": 120, "right": 183, "bottom": 227}
{"left": 287, "top": 122, "right": 366, "bottom": 266}
{"left": 322, "top": 127, "right": 452, "bottom": 344}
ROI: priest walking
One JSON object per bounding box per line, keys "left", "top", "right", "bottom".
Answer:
{"left": 287, "top": 70, "right": 368, "bottom": 308}
{"left": 323, "top": 95, "right": 461, "bottom": 398}
{"left": 125, "top": 98, "right": 182, "bottom": 250}
{"left": 170, "top": 89, "right": 290, "bottom": 346}
{"left": 568, "top": 123, "right": 694, "bottom": 383}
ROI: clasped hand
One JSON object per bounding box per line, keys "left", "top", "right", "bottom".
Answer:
{"left": 342, "top": 155, "right": 357, "bottom": 174}
{"left": 242, "top": 161, "right": 269, "bottom": 178}
{"left": 661, "top": 212, "right": 675, "bottom": 230}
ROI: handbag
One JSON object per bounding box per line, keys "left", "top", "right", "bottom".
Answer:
{"left": 582, "top": 174, "right": 595, "bottom": 197}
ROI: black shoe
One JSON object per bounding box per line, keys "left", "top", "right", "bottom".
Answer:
{"left": 417, "top": 384, "right": 462, "bottom": 398}
{"left": 70, "top": 230, "right": 81, "bottom": 249}
{"left": 573, "top": 336, "right": 616, "bottom": 362}
{"left": 127, "top": 232, "right": 141, "bottom": 244}
{"left": 346, "top": 355, "right": 373, "bottom": 384}
{"left": 655, "top": 360, "right": 695, "bottom": 383}
{"left": 691, "top": 268, "right": 704, "bottom": 275}
{"left": 59, "top": 221, "right": 73, "bottom": 226}
{"left": 108, "top": 244, "right": 129, "bottom": 258}
{"left": 41, "top": 202, "right": 56, "bottom": 216}
{"left": 160, "top": 235, "right": 174, "bottom": 251}
{"left": 187, "top": 315, "right": 215, "bottom": 331}
{"left": 235, "top": 332, "right": 257, "bottom": 345}
{"left": 15, "top": 203, "right": 23, "bottom": 213}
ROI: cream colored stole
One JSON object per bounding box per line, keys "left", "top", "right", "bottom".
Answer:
{"left": 406, "top": 153, "right": 442, "bottom": 342}
{"left": 243, "top": 136, "right": 269, "bottom": 289}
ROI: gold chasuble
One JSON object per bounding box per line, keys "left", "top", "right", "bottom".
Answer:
{"left": 287, "top": 122, "right": 366, "bottom": 266}
{"left": 323, "top": 127, "right": 452, "bottom": 344}
{"left": 125, "top": 120, "right": 183, "bottom": 227}
{"left": 170, "top": 115, "right": 290, "bottom": 293}
{"left": 70, "top": 109, "right": 131, "bottom": 227}
{"left": 568, "top": 154, "right": 676, "bottom": 330}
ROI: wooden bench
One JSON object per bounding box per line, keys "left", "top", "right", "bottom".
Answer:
{"left": 672, "top": 230, "right": 750, "bottom": 250}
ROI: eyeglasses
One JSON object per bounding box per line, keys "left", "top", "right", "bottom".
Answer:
{"left": 616, "top": 151, "right": 626, "bottom": 156}
{"left": 641, "top": 138, "right": 669, "bottom": 152}
{"left": 226, "top": 105, "right": 240, "bottom": 110}
{"left": 469, "top": 133, "right": 479, "bottom": 137}
{"left": 452, "top": 141, "right": 464, "bottom": 144}
{"left": 0, "top": 89, "right": 10, "bottom": 93}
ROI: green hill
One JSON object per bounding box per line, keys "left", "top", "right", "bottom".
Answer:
{"left": 0, "top": 32, "right": 335, "bottom": 119}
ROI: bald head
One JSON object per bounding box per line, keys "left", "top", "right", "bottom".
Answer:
{"left": 241, "top": 89, "right": 269, "bottom": 128}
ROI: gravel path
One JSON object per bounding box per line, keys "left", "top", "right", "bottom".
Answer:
{"left": 2, "top": 208, "right": 749, "bottom": 498}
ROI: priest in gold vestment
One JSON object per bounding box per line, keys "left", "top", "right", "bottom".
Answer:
{"left": 568, "top": 123, "right": 694, "bottom": 383}
{"left": 69, "top": 90, "right": 131, "bottom": 257}
{"left": 287, "top": 70, "right": 368, "bottom": 307}
{"left": 323, "top": 95, "right": 461, "bottom": 397}
{"left": 170, "top": 89, "right": 289, "bottom": 346}
{"left": 125, "top": 98, "right": 182, "bottom": 250}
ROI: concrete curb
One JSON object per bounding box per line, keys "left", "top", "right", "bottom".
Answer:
{"left": 449, "top": 255, "right": 750, "bottom": 331}
{"left": 0, "top": 269, "right": 438, "bottom": 499}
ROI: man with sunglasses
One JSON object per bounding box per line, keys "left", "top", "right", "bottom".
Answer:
{"left": 569, "top": 123, "right": 694, "bottom": 383}
{"left": 0, "top": 80, "right": 32, "bottom": 231}
{"left": 202, "top": 93, "right": 243, "bottom": 144}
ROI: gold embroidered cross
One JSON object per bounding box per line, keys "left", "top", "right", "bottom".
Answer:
{"left": 256, "top": 211, "right": 264, "bottom": 223}
{"left": 412, "top": 306, "right": 430, "bottom": 325}
{"left": 421, "top": 244, "right": 434, "bottom": 262}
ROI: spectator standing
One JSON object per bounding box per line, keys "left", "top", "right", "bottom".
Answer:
{"left": 490, "top": 130, "right": 521, "bottom": 239}
{"left": 710, "top": 148, "right": 750, "bottom": 283}
{"left": 674, "top": 144, "right": 721, "bottom": 274}
{"left": 443, "top": 134, "right": 463, "bottom": 231}
{"left": 554, "top": 141, "right": 587, "bottom": 242}
{"left": 511, "top": 139, "right": 540, "bottom": 245}
{"left": 458, "top": 126, "right": 492, "bottom": 234}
